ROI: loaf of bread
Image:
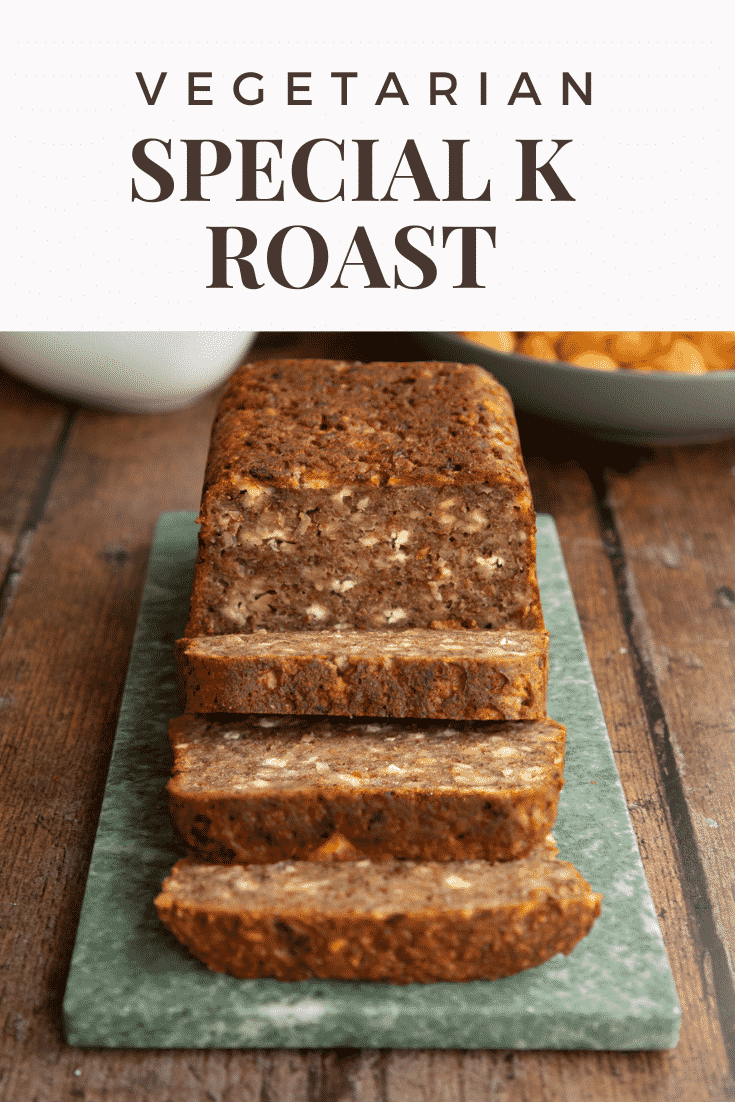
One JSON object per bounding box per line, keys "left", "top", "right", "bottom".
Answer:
{"left": 154, "top": 837, "right": 602, "bottom": 983}
{"left": 176, "top": 628, "right": 548, "bottom": 720}
{"left": 167, "top": 713, "right": 565, "bottom": 864}
{"left": 185, "top": 359, "right": 544, "bottom": 637}
{"left": 155, "top": 357, "right": 603, "bottom": 986}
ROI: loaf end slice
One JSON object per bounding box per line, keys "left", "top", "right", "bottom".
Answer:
{"left": 167, "top": 713, "right": 565, "bottom": 864}
{"left": 186, "top": 359, "right": 544, "bottom": 637}
{"left": 176, "top": 628, "right": 549, "bottom": 720}
{"left": 154, "top": 840, "right": 602, "bottom": 983}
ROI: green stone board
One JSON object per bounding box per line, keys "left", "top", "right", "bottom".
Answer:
{"left": 63, "top": 512, "right": 681, "bottom": 1049}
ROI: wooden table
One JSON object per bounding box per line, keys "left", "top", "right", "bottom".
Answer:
{"left": 1, "top": 332, "right": 733, "bottom": 1101}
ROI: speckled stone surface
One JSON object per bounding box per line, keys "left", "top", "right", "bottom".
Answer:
{"left": 62, "top": 513, "right": 681, "bottom": 1049}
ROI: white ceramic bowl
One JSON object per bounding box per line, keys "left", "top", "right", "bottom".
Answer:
{"left": 0, "top": 331, "right": 257, "bottom": 412}
{"left": 416, "top": 332, "right": 735, "bottom": 446}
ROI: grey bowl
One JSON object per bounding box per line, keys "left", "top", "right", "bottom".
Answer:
{"left": 415, "top": 332, "right": 735, "bottom": 446}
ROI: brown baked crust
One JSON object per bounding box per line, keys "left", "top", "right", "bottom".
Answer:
{"left": 185, "top": 360, "right": 544, "bottom": 637}
{"left": 154, "top": 843, "right": 602, "bottom": 983}
{"left": 176, "top": 628, "right": 549, "bottom": 720}
{"left": 166, "top": 713, "right": 565, "bottom": 864}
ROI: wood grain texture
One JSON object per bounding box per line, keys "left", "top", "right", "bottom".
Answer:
{"left": 527, "top": 449, "right": 734, "bottom": 1100}
{"left": 0, "top": 392, "right": 220, "bottom": 1101}
{"left": 604, "top": 443, "right": 735, "bottom": 1053}
{"left": 1, "top": 334, "right": 734, "bottom": 1101}
{"left": 0, "top": 369, "right": 69, "bottom": 605}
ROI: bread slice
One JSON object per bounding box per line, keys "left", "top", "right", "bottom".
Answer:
{"left": 176, "top": 628, "right": 549, "bottom": 721}
{"left": 185, "top": 359, "right": 544, "bottom": 638}
{"left": 167, "top": 713, "right": 566, "bottom": 864}
{"left": 154, "top": 837, "right": 602, "bottom": 983}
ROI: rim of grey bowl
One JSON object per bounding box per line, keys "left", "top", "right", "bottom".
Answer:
{"left": 414, "top": 332, "right": 735, "bottom": 446}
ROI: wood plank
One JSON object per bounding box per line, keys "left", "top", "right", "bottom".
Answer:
{"left": 604, "top": 443, "right": 735, "bottom": 1048}
{"left": 0, "top": 368, "right": 69, "bottom": 600}
{"left": 0, "top": 393, "right": 221, "bottom": 1101}
{"left": 522, "top": 453, "right": 733, "bottom": 1099}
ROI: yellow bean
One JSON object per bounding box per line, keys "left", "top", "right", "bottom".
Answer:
{"left": 650, "top": 339, "right": 707, "bottom": 374}
{"left": 608, "top": 332, "right": 655, "bottom": 363}
{"left": 557, "top": 332, "right": 615, "bottom": 360}
{"left": 697, "top": 332, "right": 735, "bottom": 370}
{"left": 518, "top": 335, "right": 557, "bottom": 361}
{"left": 570, "top": 351, "right": 619, "bottom": 372}
{"left": 461, "top": 332, "right": 516, "bottom": 353}
{"left": 698, "top": 331, "right": 735, "bottom": 354}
